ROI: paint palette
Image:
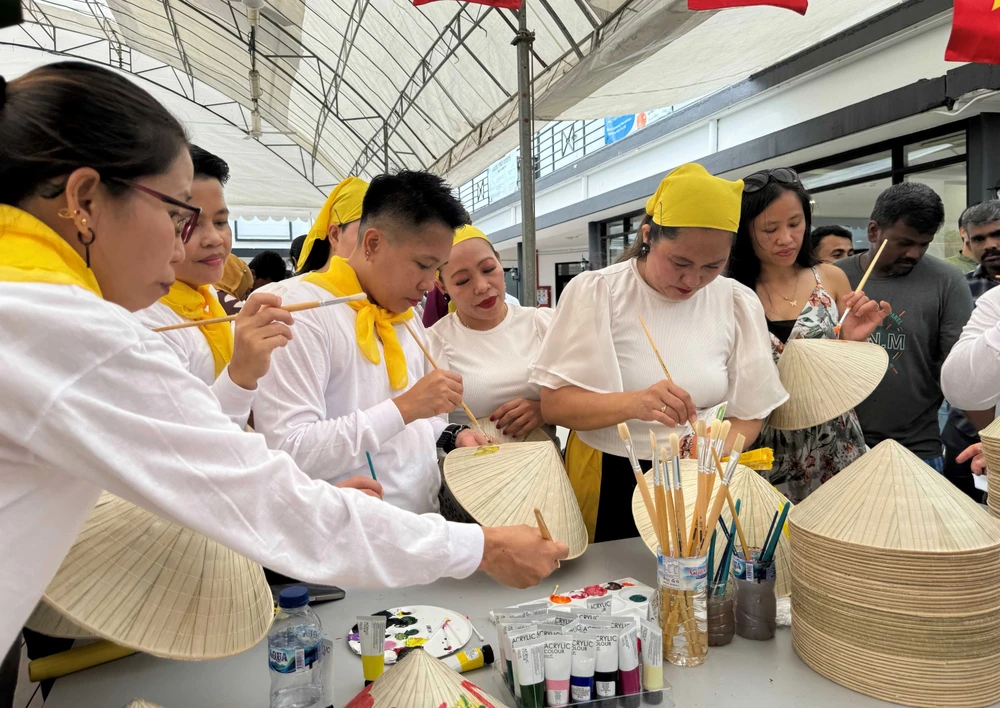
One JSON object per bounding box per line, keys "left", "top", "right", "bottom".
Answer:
{"left": 495, "top": 577, "right": 650, "bottom": 621}
{"left": 348, "top": 605, "right": 473, "bottom": 665}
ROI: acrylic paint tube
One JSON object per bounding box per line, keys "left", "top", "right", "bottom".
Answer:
{"left": 562, "top": 620, "right": 586, "bottom": 634}
{"left": 592, "top": 631, "right": 620, "bottom": 698}
{"left": 617, "top": 624, "right": 641, "bottom": 695}
{"left": 546, "top": 609, "right": 576, "bottom": 626}
{"left": 356, "top": 615, "right": 386, "bottom": 686}
{"left": 646, "top": 587, "right": 661, "bottom": 623}
{"left": 639, "top": 620, "right": 663, "bottom": 690}
{"left": 579, "top": 619, "right": 618, "bottom": 632}
{"left": 508, "top": 627, "right": 539, "bottom": 699}
{"left": 569, "top": 636, "right": 596, "bottom": 703}
{"left": 535, "top": 626, "right": 564, "bottom": 638}
{"left": 569, "top": 607, "right": 604, "bottom": 621}
{"left": 544, "top": 637, "right": 573, "bottom": 708}
{"left": 441, "top": 644, "right": 494, "bottom": 674}
{"left": 491, "top": 603, "right": 548, "bottom": 622}
{"left": 606, "top": 617, "right": 637, "bottom": 633}
{"left": 498, "top": 622, "right": 531, "bottom": 691}
{"left": 586, "top": 596, "right": 614, "bottom": 614}
{"left": 515, "top": 639, "right": 547, "bottom": 708}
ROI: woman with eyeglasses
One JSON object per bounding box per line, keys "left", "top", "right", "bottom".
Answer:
{"left": 729, "top": 168, "right": 890, "bottom": 502}
{"left": 530, "top": 163, "right": 788, "bottom": 543}
{"left": 136, "top": 145, "right": 294, "bottom": 426}
{"left": 0, "top": 61, "right": 566, "bottom": 661}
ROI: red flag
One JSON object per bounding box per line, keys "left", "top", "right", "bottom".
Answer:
{"left": 412, "top": 0, "right": 521, "bottom": 8}
{"left": 946, "top": 0, "right": 1000, "bottom": 65}
{"left": 688, "top": 0, "right": 807, "bottom": 15}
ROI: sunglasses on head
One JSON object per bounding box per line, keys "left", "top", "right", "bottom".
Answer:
{"left": 110, "top": 178, "right": 201, "bottom": 243}
{"left": 743, "top": 168, "right": 801, "bottom": 194}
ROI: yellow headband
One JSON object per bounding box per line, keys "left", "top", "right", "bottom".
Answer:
{"left": 298, "top": 176, "right": 368, "bottom": 272}
{"left": 645, "top": 163, "right": 744, "bottom": 232}
{"left": 453, "top": 224, "right": 491, "bottom": 247}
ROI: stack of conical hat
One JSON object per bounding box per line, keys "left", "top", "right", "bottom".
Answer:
{"left": 26, "top": 492, "right": 274, "bottom": 660}
{"left": 979, "top": 416, "right": 1000, "bottom": 518}
{"left": 789, "top": 440, "right": 1000, "bottom": 708}
{"left": 443, "top": 441, "right": 588, "bottom": 559}
{"left": 631, "top": 459, "right": 794, "bottom": 596}
{"left": 475, "top": 416, "right": 552, "bottom": 445}
{"left": 344, "top": 647, "right": 509, "bottom": 708}
{"left": 769, "top": 339, "right": 887, "bottom": 430}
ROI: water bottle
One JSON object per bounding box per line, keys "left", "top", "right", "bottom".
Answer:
{"left": 269, "top": 586, "right": 325, "bottom": 708}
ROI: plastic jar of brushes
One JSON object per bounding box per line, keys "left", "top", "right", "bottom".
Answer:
{"left": 657, "top": 546, "right": 708, "bottom": 667}
{"left": 733, "top": 549, "right": 777, "bottom": 641}
{"left": 706, "top": 577, "right": 735, "bottom": 647}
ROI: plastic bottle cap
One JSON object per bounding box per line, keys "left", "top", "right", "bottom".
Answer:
{"left": 278, "top": 586, "right": 310, "bottom": 609}
{"left": 482, "top": 644, "right": 495, "bottom": 665}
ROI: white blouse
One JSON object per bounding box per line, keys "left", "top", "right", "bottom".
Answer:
{"left": 0, "top": 281, "right": 484, "bottom": 653}
{"left": 529, "top": 259, "right": 787, "bottom": 458}
{"left": 427, "top": 306, "right": 555, "bottom": 438}
{"left": 254, "top": 273, "right": 307, "bottom": 299}
{"left": 942, "top": 285, "right": 1000, "bottom": 417}
{"left": 253, "top": 280, "right": 448, "bottom": 514}
{"left": 136, "top": 289, "right": 254, "bottom": 426}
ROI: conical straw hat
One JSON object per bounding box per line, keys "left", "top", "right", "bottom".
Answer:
{"left": 443, "top": 441, "right": 588, "bottom": 559}
{"left": 979, "top": 417, "right": 1000, "bottom": 518}
{"left": 632, "top": 460, "right": 794, "bottom": 596}
{"left": 39, "top": 492, "right": 274, "bottom": 660}
{"left": 789, "top": 440, "right": 1000, "bottom": 707}
{"left": 790, "top": 439, "right": 1000, "bottom": 551}
{"left": 475, "top": 416, "right": 552, "bottom": 445}
{"left": 25, "top": 599, "right": 96, "bottom": 639}
{"left": 344, "top": 647, "right": 510, "bottom": 708}
{"left": 769, "top": 339, "right": 887, "bottom": 431}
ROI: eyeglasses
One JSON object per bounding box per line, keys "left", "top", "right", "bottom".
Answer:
{"left": 110, "top": 178, "right": 201, "bottom": 243}
{"left": 743, "top": 168, "right": 801, "bottom": 194}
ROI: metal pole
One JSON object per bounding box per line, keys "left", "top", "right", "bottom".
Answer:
{"left": 514, "top": 2, "right": 537, "bottom": 307}
{"left": 383, "top": 122, "right": 389, "bottom": 173}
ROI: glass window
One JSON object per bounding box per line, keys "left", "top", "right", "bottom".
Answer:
{"left": 810, "top": 178, "right": 893, "bottom": 252}
{"left": 799, "top": 151, "right": 892, "bottom": 192}
{"left": 906, "top": 131, "right": 966, "bottom": 168}
{"left": 905, "top": 163, "right": 968, "bottom": 259}
{"left": 606, "top": 235, "right": 627, "bottom": 264}
{"left": 234, "top": 218, "right": 293, "bottom": 242}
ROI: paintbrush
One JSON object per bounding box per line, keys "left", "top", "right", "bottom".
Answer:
{"left": 715, "top": 499, "right": 741, "bottom": 596}
{"left": 534, "top": 507, "right": 560, "bottom": 568}
{"left": 835, "top": 239, "right": 888, "bottom": 334}
{"left": 669, "top": 434, "right": 687, "bottom": 558}
{"left": 401, "top": 320, "right": 492, "bottom": 442}
{"left": 704, "top": 422, "right": 725, "bottom": 520}
{"left": 151, "top": 292, "right": 368, "bottom": 331}
{"left": 650, "top": 431, "right": 670, "bottom": 555}
{"left": 761, "top": 502, "right": 791, "bottom": 564}
{"left": 710, "top": 437, "right": 751, "bottom": 562}
{"left": 660, "top": 447, "right": 679, "bottom": 558}
{"left": 639, "top": 314, "right": 673, "bottom": 382}
{"left": 760, "top": 510, "right": 779, "bottom": 566}
{"left": 700, "top": 444, "right": 741, "bottom": 557}
{"left": 619, "top": 424, "right": 663, "bottom": 551}
{"left": 365, "top": 451, "right": 377, "bottom": 481}
{"left": 690, "top": 420, "right": 705, "bottom": 552}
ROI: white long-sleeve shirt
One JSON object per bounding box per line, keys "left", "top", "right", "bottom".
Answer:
{"left": 253, "top": 280, "right": 448, "bottom": 514}
{"left": 135, "top": 290, "right": 254, "bottom": 426}
{"left": 0, "top": 281, "right": 484, "bottom": 653}
{"left": 942, "top": 285, "right": 1000, "bottom": 416}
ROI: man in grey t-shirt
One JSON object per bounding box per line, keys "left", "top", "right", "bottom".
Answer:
{"left": 835, "top": 183, "right": 973, "bottom": 467}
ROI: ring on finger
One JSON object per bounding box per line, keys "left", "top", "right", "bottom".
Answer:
{"left": 660, "top": 404, "right": 667, "bottom": 413}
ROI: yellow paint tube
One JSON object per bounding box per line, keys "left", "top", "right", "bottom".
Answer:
{"left": 357, "top": 615, "right": 386, "bottom": 686}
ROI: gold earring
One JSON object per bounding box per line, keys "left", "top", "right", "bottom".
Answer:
{"left": 57, "top": 208, "right": 79, "bottom": 219}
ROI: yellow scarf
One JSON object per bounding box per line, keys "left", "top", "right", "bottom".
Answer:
{"left": 160, "top": 282, "right": 234, "bottom": 377}
{"left": 306, "top": 257, "right": 413, "bottom": 390}
{"left": 0, "top": 205, "right": 102, "bottom": 297}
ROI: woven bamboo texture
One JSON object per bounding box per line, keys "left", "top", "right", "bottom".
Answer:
{"left": 789, "top": 440, "right": 1000, "bottom": 707}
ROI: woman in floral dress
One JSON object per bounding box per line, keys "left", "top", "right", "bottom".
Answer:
{"left": 729, "top": 169, "right": 890, "bottom": 502}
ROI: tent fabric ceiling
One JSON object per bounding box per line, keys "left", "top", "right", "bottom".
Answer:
{"left": 11, "top": 0, "right": 916, "bottom": 194}
{"left": 0, "top": 44, "right": 326, "bottom": 219}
